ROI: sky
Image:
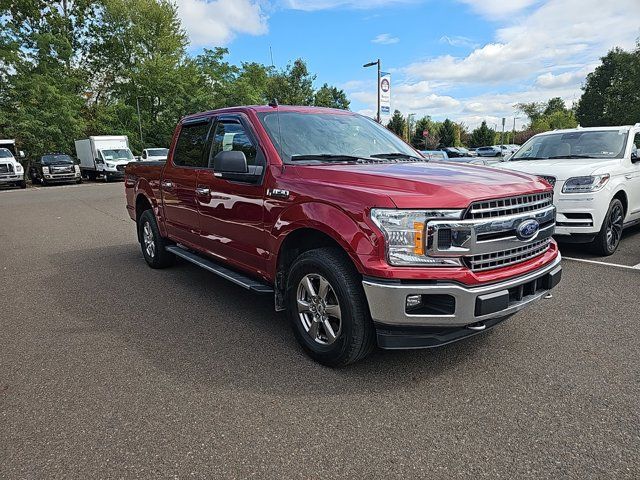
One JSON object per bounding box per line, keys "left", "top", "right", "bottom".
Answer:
{"left": 174, "top": 0, "right": 640, "bottom": 129}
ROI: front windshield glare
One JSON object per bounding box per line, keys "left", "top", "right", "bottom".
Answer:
{"left": 148, "top": 149, "right": 168, "bottom": 156}
{"left": 512, "top": 130, "right": 628, "bottom": 160}
{"left": 0, "top": 148, "right": 14, "bottom": 158}
{"left": 258, "top": 112, "right": 418, "bottom": 162}
{"left": 102, "top": 149, "right": 134, "bottom": 161}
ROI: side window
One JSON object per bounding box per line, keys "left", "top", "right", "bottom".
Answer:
{"left": 173, "top": 121, "right": 210, "bottom": 168}
{"left": 209, "top": 121, "right": 257, "bottom": 168}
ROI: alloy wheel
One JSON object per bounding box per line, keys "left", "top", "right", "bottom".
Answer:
{"left": 296, "top": 273, "right": 342, "bottom": 345}
{"left": 143, "top": 221, "right": 155, "bottom": 258}
{"left": 605, "top": 203, "right": 623, "bottom": 252}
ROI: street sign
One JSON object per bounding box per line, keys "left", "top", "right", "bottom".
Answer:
{"left": 380, "top": 72, "right": 391, "bottom": 119}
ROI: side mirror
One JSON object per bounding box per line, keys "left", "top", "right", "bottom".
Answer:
{"left": 19, "top": 151, "right": 25, "bottom": 158}
{"left": 632, "top": 151, "right": 640, "bottom": 163}
{"left": 95, "top": 157, "right": 104, "bottom": 164}
{"left": 213, "top": 150, "right": 248, "bottom": 173}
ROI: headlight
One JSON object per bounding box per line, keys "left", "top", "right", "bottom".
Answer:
{"left": 106, "top": 162, "right": 115, "bottom": 168}
{"left": 74, "top": 165, "right": 80, "bottom": 173}
{"left": 370, "top": 209, "right": 464, "bottom": 266}
{"left": 562, "top": 174, "right": 610, "bottom": 193}
{"left": 42, "top": 166, "right": 49, "bottom": 173}
{"left": 15, "top": 164, "right": 23, "bottom": 172}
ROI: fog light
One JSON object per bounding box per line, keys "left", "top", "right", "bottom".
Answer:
{"left": 406, "top": 295, "right": 422, "bottom": 308}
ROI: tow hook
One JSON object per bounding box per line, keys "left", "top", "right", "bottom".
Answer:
{"left": 467, "top": 322, "right": 486, "bottom": 331}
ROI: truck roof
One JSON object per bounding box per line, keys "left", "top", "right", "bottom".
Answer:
{"left": 182, "top": 105, "right": 355, "bottom": 122}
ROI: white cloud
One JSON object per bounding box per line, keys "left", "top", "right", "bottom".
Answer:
{"left": 439, "top": 35, "right": 478, "bottom": 49}
{"left": 176, "top": 0, "right": 268, "bottom": 47}
{"left": 282, "top": 0, "right": 418, "bottom": 10}
{"left": 534, "top": 67, "right": 592, "bottom": 89}
{"left": 456, "top": 0, "right": 538, "bottom": 18}
{"left": 372, "top": 33, "right": 399, "bottom": 45}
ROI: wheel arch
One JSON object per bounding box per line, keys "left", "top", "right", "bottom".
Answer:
{"left": 612, "top": 189, "right": 628, "bottom": 217}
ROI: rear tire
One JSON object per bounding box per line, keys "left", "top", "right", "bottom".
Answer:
{"left": 286, "top": 248, "right": 375, "bottom": 367}
{"left": 138, "top": 209, "right": 175, "bottom": 268}
{"left": 589, "top": 198, "right": 624, "bottom": 256}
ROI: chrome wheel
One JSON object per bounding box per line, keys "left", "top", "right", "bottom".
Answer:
{"left": 605, "top": 203, "right": 623, "bottom": 252}
{"left": 296, "top": 273, "right": 342, "bottom": 345}
{"left": 143, "top": 221, "right": 155, "bottom": 258}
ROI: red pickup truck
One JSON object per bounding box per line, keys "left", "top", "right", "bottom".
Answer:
{"left": 125, "top": 105, "right": 561, "bottom": 366}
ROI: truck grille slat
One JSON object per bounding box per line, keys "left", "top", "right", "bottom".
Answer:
{"left": 465, "top": 192, "right": 553, "bottom": 219}
{"left": 465, "top": 239, "right": 551, "bottom": 272}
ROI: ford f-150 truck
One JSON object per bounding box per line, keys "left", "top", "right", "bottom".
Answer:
{"left": 125, "top": 106, "right": 562, "bottom": 366}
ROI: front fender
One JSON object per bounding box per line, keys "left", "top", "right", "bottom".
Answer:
{"left": 269, "top": 201, "right": 381, "bottom": 275}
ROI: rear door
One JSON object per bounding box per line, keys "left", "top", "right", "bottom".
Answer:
{"left": 161, "top": 118, "right": 212, "bottom": 246}
{"left": 626, "top": 129, "right": 640, "bottom": 221}
{"left": 196, "top": 114, "right": 268, "bottom": 276}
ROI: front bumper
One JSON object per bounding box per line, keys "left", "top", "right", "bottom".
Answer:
{"left": 363, "top": 254, "right": 562, "bottom": 349}
{"left": 0, "top": 174, "right": 23, "bottom": 183}
{"left": 44, "top": 173, "right": 80, "bottom": 182}
{"left": 554, "top": 183, "right": 608, "bottom": 235}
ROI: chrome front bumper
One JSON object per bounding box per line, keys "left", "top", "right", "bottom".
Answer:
{"left": 363, "top": 254, "right": 562, "bottom": 329}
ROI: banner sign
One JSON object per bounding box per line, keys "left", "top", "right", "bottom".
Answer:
{"left": 380, "top": 72, "right": 391, "bottom": 116}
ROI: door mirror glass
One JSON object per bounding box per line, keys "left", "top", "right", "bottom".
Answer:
{"left": 95, "top": 157, "right": 104, "bottom": 164}
{"left": 19, "top": 150, "right": 25, "bottom": 158}
{"left": 631, "top": 151, "right": 639, "bottom": 163}
{"left": 213, "top": 150, "right": 248, "bottom": 173}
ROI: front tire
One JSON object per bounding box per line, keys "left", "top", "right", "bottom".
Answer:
{"left": 286, "top": 248, "right": 375, "bottom": 367}
{"left": 590, "top": 198, "right": 624, "bottom": 256}
{"left": 137, "top": 210, "right": 175, "bottom": 268}
{"left": 18, "top": 180, "right": 26, "bottom": 189}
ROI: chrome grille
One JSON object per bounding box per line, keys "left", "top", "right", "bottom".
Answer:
{"left": 0, "top": 163, "right": 13, "bottom": 174}
{"left": 537, "top": 175, "right": 556, "bottom": 187}
{"left": 465, "top": 192, "right": 553, "bottom": 219}
{"left": 465, "top": 239, "right": 551, "bottom": 272}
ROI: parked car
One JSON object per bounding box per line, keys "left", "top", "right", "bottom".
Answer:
{"left": 420, "top": 150, "right": 448, "bottom": 161}
{"left": 141, "top": 148, "right": 169, "bottom": 162}
{"left": 440, "top": 147, "right": 467, "bottom": 158}
{"left": 498, "top": 125, "right": 640, "bottom": 255}
{"left": 442, "top": 156, "right": 489, "bottom": 166}
{"left": 456, "top": 146, "right": 477, "bottom": 157}
{"left": 125, "top": 105, "right": 561, "bottom": 366}
{"left": 29, "top": 153, "right": 82, "bottom": 185}
{"left": 0, "top": 143, "right": 26, "bottom": 189}
{"left": 475, "top": 146, "right": 502, "bottom": 157}
{"left": 75, "top": 135, "right": 135, "bottom": 182}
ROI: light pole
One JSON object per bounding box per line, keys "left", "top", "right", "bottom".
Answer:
{"left": 363, "top": 59, "right": 381, "bottom": 123}
{"left": 407, "top": 113, "right": 415, "bottom": 142}
{"left": 512, "top": 116, "right": 519, "bottom": 144}
{"left": 136, "top": 96, "right": 144, "bottom": 150}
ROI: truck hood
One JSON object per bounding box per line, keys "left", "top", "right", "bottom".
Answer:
{"left": 498, "top": 158, "right": 620, "bottom": 181}
{"left": 294, "top": 161, "right": 549, "bottom": 209}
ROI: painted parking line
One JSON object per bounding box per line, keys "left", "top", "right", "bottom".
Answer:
{"left": 564, "top": 256, "right": 640, "bottom": 271}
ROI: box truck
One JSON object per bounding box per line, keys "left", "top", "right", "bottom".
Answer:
{"left": 0, "top": 139, "right": 26, "bottom": 188}
{"left": 75, "top": 136, "right": 134, "bottom": 181}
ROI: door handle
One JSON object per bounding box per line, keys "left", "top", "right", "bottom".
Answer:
{"left": 195, "top": 187, "right": 211, "bottom": 196}
{"left": 161, "top": 180, "right": 174, "bottom": 190}
{"left": 625, "top": 174, "right": 633, "bottom": 180}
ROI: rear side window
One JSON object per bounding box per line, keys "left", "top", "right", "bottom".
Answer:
{"left": 173, "top": 121, "right": 210, "bottom": 168}
{"left": 208, "top": 121, "right": 257, "bottom": 168}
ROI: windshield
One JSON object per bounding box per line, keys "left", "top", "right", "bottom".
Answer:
{"left": 0, "top": 148, "right": 14, "bottom": 159}
{"left": 257, "top": 111, "right": 419, "bottom": 163}
{"left": 42, "top": 154, "right": 73, "bottom": 165}
{"left": 147, "top": 148, "right": 168, "bottom": 157}
{"left": 101, "top": 149, "right": 134, "bottom": 161}
{"left": 511, "top": 130, "right": 628, "bottom": 160}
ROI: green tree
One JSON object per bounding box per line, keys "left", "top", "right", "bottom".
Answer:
{"left": 410, "top": 116, "right": 440, "bottom": 149}
{"left": 439, "top": 119, "right": 456, "bottom": 147}
{"left": 576, "top": 43, "right": 640, "bottom": 126}
{"left": 386, "top": 110, "right": 406, "bottom": 136}
{"left": 266, "top": 59, "right": 315, "bottom": 105}
{"left": 469, "top": 121, "right": 495, "bottom": 148}
{"left": 314, "top": 83, "right": 350, "bottom": 109}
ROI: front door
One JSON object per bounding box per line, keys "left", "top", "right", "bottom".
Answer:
{"left": 196, "top": 115, "right": 268, "bottom": 277}
{"left": 161, "top": 118, "right": 211, "bottom": 246}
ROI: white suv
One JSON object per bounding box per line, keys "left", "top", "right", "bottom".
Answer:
{"left": 0, "top": 147, "right": 26, "bottom": 189}
{"left": 499, "top": 125, "right": 640, "bottom": 255}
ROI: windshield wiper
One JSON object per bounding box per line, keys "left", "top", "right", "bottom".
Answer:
{"left": 370, "top": 152, "right": 424, "bottom": 161}
{"left": 546, "top": 154, "right": 598, "bottom": 159}
{"left": 290, "top": 154, "right": 364, "bottom": 162}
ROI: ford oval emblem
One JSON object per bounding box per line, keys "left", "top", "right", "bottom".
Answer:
{"left": 516, "top": 219, "right": 540, "bottom": 240}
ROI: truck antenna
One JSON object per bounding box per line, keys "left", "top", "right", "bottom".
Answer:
{"left": 270, "top": 98, "right": 285, "bottom": 169}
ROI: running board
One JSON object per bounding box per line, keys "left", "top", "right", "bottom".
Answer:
{"left": 165, "top": 245, "right": 274, "bottom": 294}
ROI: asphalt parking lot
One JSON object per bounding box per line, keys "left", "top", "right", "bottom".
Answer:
{"left": 1, "top": 182, "right": 639, "bottom": 479}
